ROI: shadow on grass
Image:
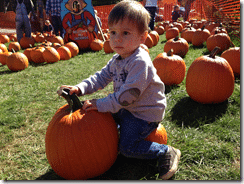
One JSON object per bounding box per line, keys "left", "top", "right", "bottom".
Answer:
{"left": 0, "top": 69, "right": 12, "bottom": 75}
{"left": 165, "top": 85, "right": 180, "bottom": 94}
{"left": 171, "top": 97, "right": 229, "bottom": 128}
{"left": 36, "top": 154, "right": 159, "bottom": 180}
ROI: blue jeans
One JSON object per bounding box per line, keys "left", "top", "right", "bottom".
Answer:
{"left": 16, "top": 15, "right": 32, "bottom": 43}
{"left": 51, "top": 15, "right": 64, "bottom": 38}
{"left": 112, "top": 109, "right": 168, "bottom": 160}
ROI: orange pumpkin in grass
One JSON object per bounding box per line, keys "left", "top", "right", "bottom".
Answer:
{"left": 206, "top": 33, "right": 232, "bottom": 52}
{"left": 65, "top": 42, "right": 79, "bottom": 57}
{"left": 186, "top": 47, "right": 234, "bottom": 104}
{"left": 0, "top": 34, "right": 10, "bottom": 44}
{"left": 164, "top": 36, "right": 189, "bottom": 58}
{"left": 144, "top": 34, "right": 154, "bottom": 48}
{"left": 149, "top": 31, "right": 159, "bottom": 46}
{"left": 153, "top": 49, "right": 186, "bottom": 85}
{"left": 9, "top": 41, "right": 21, "bottom": 52}
{"left": 0, "top": 43, "right": 8, "bottom": 53}
{"left": 165, "top": 26, "right": 179, "bottom": 40}
{"left": 90, "top": 39, "right": 104, "bottom": 51}
{"left": 9, "top": 34, "right": 17, "bottom": 42}
{"left": 30, "top": 46, "right": 46, "bottom": 63}
{"left": 6, "top": 51, "right": 28, "bottom": 71}
{"left": 43, "top": 46, "right": 60, "bottom": 63}
{"left": 20, "top": 34, "right": 35, "bottom": 49}
{"left": 0, "top": 51, "right": 12, "bottom": 65}
{"left": 192, "top": 26, "right": 211, "bottom": 47}
{"left": 103, "top": 40, "right": 114, "bottom": 54}
{"left": 181, "top": 27, "right": 196, "bottom": 43}
{"left": 145, "top": 123, "right": 167, "bottom": 144}
{"left": 57, "top": 46, "right": 72, "bottom": 60}
{"left": 45, "top": 88, "right": 119, "bottom": 180}
{"left": 221, "top": 47, "right": 240, "bottom": 76}
{"left": 51, "top": 36, "right": 64, "bottom": 45}
{"left": 23, "top": 47, "right": 33, "bottom": 62}
{"left": 154, "top": 26, "right": 165, "bottom": 35}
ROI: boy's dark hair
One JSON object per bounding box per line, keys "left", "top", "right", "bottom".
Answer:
{"left": 108, "top": 0, "right": 150, "bottom": 33}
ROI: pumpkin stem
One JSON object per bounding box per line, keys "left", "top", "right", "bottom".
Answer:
{"left": 201, "top": 25, "right": 205, "bottom": 30}
{"left": 167, "top": 49, "right": 174, "bottom": 56}
{"left": 11, "top": 48, "right": 16, "bottom": 53}
{"left": 209, "top": 47, "right": 220, "bottom": 58}
{"left": 59, "top": 88, "right": 83, "bottom": 112}
{"left": 174, "top": 36, "right": 179, "bottom": 41}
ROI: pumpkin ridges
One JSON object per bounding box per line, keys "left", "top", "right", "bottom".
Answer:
{"left": 6, "top": 52, "right": 28, "bottom": 71}
{"left": 186, "top": 47, "right": 235, "bottom": 104}
{"left": 57, "top": 46, "right": 72, "bottom": 60}
{"left": 65, "top": 42, "right": 79, "bottom": 57}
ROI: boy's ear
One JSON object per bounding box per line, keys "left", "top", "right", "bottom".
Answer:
{"left": 140, "top": 31, "right": 148, "bottom": 43}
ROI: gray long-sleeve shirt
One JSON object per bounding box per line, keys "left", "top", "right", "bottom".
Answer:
{"left": 76, "top": 47, "right": 166, "bottom": 122}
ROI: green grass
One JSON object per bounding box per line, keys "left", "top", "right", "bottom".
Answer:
{"left": 0, "top": 33, "right": 240, "bottom": 180}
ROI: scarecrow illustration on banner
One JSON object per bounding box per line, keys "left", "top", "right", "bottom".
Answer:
{"left": 61, "top": 0, "right": 98, "bottom": 49}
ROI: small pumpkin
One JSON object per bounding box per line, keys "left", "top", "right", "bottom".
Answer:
{"left": 0, "top": 51, "right": 12, "bottom": 65}
{"left": 154, "top": 26, "right": 165, "bottom": 35}
{"left": 0, "top": 34, "right": 10, "bottom": 44}
{"left": 192, "top": 26, "right": 211, "bottom": 47}
{"left": 144, "top": 34, "right": 154, "bottom": 48}
{"left": 173, "top": 22, "right": 183, "bottom": 32}
{"left": 221, "top": 47, "right": 240, "bottom": 76}
{"left": 164, "top": 36, "right": 189, "bottom": 58}
{"left": 23, "top": 46, "right": 33, "bottom": 62}
{"left": 52, "top": 43, "right": 62, "bottom": 50}
{"left": 140, "top": 43, "right": 149, "bottom": 54}
{"left": 65, "top": 42, "right": 79, "bottom": 57}
{"left": 57, "top": 46, "right": 72, "bottom": 60}
{"left": 186, "top": 47, "right": 234, "bottom": 104}
{"left": 153, "top": 49, "right": 186, "bottom": 85}
{"left": 20, "top": 34, "right": 35, "bottom": 49}
{"left": 0, "top": 43, "right": 8, "bottom": 53}
{"left": 181, "top": 27, "right": 196, "bottom": 43}
{"left": 30, "top": 46, "right": 46, "bottom": 63}
{"left": 9, "top": 34, "right": 17, "bottom": 42}
{"left": 51, "top": 36, "right": 64, "bottom": 45}
{"left": 165, "top": 25, "right": 179, "bottom": 40}
{"left": 43, "top": 46, "right": 60, "bottom": 63}
{"left": 46, "top": 88, "right": 119, "bottom": 180}
{"left": 206, "top": 33, "right": 232, "bottom": 52}
{"left": 35, "top": 33, "right": 45, "bottom": 43}
{"left": 90, "top": 39, "right": 104, "bottom": 51}
{"left": 145, "top": 123, "right": 167, "bottom": 144}
{"left": 210, "top": 23, "right": 227, "bottom": 35}
{"left": 8, "top": 40, "right": 21, "bottom": 52}
{"left": 6, "top": 50, "right": 28, "bottom": 71}
{"left": 103, "top": 40, "right": 114, "bottom": 54}
{"left": 149, "top": 31, "right": 160, "bottom": 46}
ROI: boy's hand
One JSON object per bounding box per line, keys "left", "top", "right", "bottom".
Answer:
{"left": 57, "top": 85, "right": 82, "bottom": 96}
{"left": 82, "top": 99, "right": 98, "bottom": 111}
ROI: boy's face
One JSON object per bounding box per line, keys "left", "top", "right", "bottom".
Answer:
{"left": 109, "top": 18, "right": 147, "bottom": 59}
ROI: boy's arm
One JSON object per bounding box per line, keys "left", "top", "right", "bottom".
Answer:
{"left": 75, "top": 60, "right": 113, "bottom": 96}
{"left": 96, "top": 58, "right": 152, "bottom": 113}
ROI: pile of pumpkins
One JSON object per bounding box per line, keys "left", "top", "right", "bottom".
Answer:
{"left": 90, "top": 28, "right": 161, "bottom": 54}
{"left": 151, "top": 19, "right": 240, "bottom": 104}
{"left": 0, "top": 32, "right": 79, "bottom": 72}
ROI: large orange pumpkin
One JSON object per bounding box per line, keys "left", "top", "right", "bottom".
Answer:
{"left": 45, "top": 88, "right": 119, "bottom": 180}
{"left": 221, "top": 47, "right": 240, "bottom": 76}
{"left": 153, "top": 49, "right": 186, "bottom": 85}
{"left": 186, "top": 47, "right": 235, "bottom": 104}
{"left": 6, "top": 51, "right": 28, "bottom": 71}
